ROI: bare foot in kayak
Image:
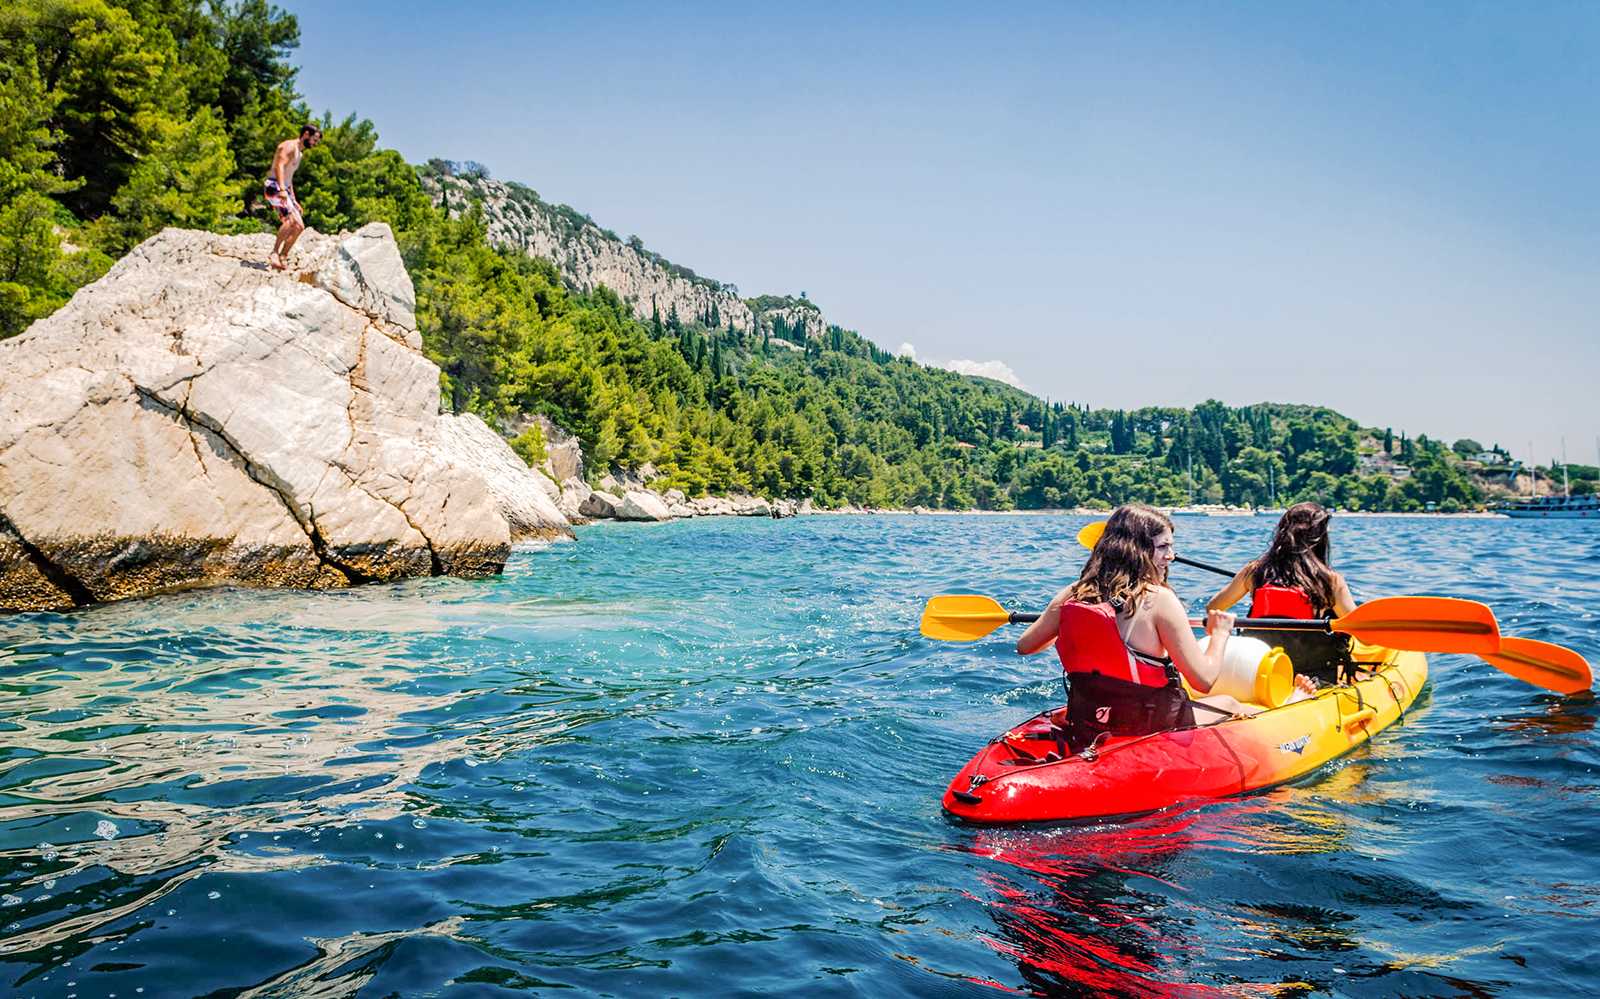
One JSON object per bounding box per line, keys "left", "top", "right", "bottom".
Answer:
{"left": 1284, "top": 673, "right": 1318, "bottom": 704}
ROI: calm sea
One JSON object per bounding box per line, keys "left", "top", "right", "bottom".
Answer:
{"left": 1, "top": 514, "right": 1595, "bottom": 998}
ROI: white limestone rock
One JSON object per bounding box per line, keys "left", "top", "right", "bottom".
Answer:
{"left": 0, "top": 224, "right": 571, "bottom": 611}
{"left": 557, "top": 477, "right": 590, "bottom": 521}
{"left": 690, "top": 496, "right": 735, "bottom": 516}
{"left": 532, "top": 469, "right": 560, "bottom": 502}
{"left": 614, "top": 490, "right": 671, "bottom": 522}
{"left": 734, "top": 497, "right": 773, "bottom": 517}
{"left": 578, "top": 491, "right": 617, "bottom": 519}
{"left": 504, "top": 413, "right": 584, "bottom": 484}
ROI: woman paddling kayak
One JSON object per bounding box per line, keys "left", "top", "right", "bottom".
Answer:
{"left": 1207, "top": 501, "right": 1356, "bottom": 618}
{"left": 1013, "top": 504, "right": 1259, "bottom": 745}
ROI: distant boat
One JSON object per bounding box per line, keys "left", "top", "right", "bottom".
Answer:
{"left": 1168, "top": 505, "right": 1207, "bottom": 517}
{"left": 1255, "top": 507, "right": 1286, "bottom": 517}
{"left": 1490, "top": 494, "right": 1600, "bottom": 519}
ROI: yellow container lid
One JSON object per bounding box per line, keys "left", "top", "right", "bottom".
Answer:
{"left": 1256, "top": 646, "right": 1294, "bottom": 708}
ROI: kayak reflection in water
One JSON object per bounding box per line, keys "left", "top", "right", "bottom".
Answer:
{"left": 1014, "top": 504, "right": 1258, "bottom": 743}
{"left": 1207, "top": 501, "right": 1357, "bottom": 618}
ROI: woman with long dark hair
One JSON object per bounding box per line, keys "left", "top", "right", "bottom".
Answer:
{"left": 1015, "top": 504, "right": 1251, "bottom": 740}
{"left": 1207, "top": 501, "right": 1356, "bottom": 618}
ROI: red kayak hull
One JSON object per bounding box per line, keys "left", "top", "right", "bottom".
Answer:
{"left": 944, "top": 643, "right": 1426, "bottom": 823}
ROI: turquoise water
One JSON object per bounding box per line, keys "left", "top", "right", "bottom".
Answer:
{"left": 1, "top": 514, "right": 1596, "bottom": 997}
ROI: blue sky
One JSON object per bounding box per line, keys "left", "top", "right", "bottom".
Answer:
{"left": 289, "top": 1, "right": 1598, "bottom": 469}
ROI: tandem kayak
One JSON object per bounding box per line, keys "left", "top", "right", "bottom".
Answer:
{"left": 943, "top": 640, "right": 1426, "bottom": 824}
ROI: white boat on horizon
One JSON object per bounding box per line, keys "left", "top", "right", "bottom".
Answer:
{"left": 1489, "top": 494, "right": 1599, "bottom": 519}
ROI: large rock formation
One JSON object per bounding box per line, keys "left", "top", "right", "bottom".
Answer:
{"left": 423, "top": 175, "right": 831, "bottom": 342}
{"left": 0, "top": 224, "right": 571, "bottom": 612}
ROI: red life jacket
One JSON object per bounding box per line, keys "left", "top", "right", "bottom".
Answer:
{"left": 1250, "top": 585, "right": 1316, "bottom": 618}
{"left": 1055, "top": 600, "right": 1172, "bottom": 688}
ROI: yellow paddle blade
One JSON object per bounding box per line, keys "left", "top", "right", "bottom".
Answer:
{"left": 920, "top": 594, "right": 1014, "bottom": 642}
{"left": 1484, "top": 637, "right": 1592, "bottom": 695}
{"left": 1076, "top": 521, "right": 1107, "bottom": 549}
{"left": 1331, "top": 596, "right": 1500, "bottom": 655}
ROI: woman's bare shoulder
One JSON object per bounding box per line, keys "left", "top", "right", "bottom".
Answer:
{"left": 1143, "top": 585, "right": 1187, "bottom": 617}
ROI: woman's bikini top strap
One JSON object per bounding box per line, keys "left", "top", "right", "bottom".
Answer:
{"left": 1127, "top": 646, "right": 1174, "bottom": 668}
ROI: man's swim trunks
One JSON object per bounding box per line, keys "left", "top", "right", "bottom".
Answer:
{"left": 263, "top": 178, "right": 300, "bottom": 221}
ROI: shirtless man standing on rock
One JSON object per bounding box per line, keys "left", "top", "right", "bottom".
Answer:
{"left": 264, "top": 123, "right": 322, "bottom": 269}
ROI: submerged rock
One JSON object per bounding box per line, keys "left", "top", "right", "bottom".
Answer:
{"left": 0, "top": 224, "right": 571, "bottom": 612}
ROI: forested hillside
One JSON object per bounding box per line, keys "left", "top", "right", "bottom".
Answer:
{"left": 3, "top": 0, "right": 1531, "bottom": 511}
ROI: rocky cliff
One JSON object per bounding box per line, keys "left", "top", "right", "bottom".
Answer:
{"left": 423, "top": 175, "right": 830, "bottom": 340}
{"left": 0, "top": 224, "right": 572, "bottom": 612}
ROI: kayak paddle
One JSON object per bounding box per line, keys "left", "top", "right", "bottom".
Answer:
{"left": 1481, "top": 637, "right": 1592, "bottom": 695}
{"left": 1075, "top": 520, "right": 1234, "bottom": 578}
{"left": 921, "top": 594, "right": 1501, "bottom": 655}
{"left": 919, "top": 594, "right": 1032, "bottom": 642}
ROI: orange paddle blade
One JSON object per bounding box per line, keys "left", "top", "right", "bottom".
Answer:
{"left": 1483, "top": 637, "right": 1592, "bottom": 695}
{"left": 1331, "top": 596, "right": 1500, "bottom": 655}
{"left": 1076, "top": 521, "right": 1107, "bottom": 549}
{"left": 920, "top": 594, "right": 1015, "bottom": 642}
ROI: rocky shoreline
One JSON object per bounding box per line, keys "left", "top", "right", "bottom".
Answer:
{"left": 0, "top": 225, "right": 570, "bottom": 613}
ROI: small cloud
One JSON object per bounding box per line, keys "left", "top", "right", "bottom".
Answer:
{"left": 897, "top": 342, "right": 918, "bottom": 359}
{"left": 945, "top": 358, "right": 1025, "bottom": 389}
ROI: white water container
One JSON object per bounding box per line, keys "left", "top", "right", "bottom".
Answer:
{"left": 1195, "top": 634, "right": 1294, "bottom": 708}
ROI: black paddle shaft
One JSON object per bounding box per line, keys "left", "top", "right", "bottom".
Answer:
{"left": 1175, "top": 554, "right": 1234, "bottom": 578}
{"left": 1006, "top": 611, "right": 1334, "bottom": 632}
